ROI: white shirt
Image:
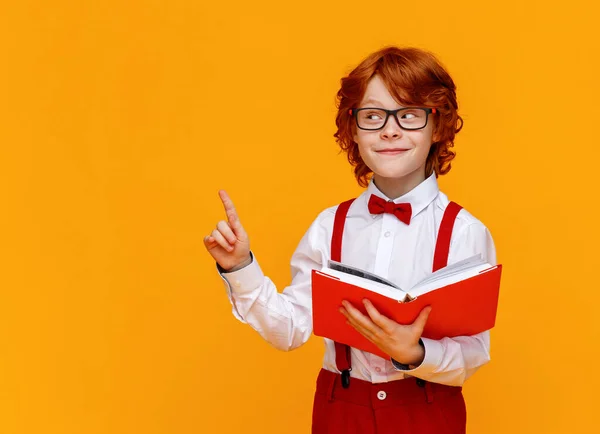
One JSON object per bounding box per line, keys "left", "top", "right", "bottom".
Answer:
{"left": 217, "top": 172, "right": 497, "bottom": 386}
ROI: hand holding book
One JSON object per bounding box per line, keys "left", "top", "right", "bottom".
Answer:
{"left": 312, "top": 254, "right": 502, "bottom": 359}
{"left": 339, "top": 298, "right": 432, "bottom": 366}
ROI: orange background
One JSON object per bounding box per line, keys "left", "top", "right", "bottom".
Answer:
{"left": 1, "top": 1, "right": 599, "bottom": 433}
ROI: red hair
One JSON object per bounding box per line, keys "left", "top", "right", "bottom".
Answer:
{"left": 334, "top": 46, "right": 464, "bottom": 187}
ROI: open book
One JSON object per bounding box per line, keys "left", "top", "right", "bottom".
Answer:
{"left": 311, "top": 255, "right": 502, "bottom": 359}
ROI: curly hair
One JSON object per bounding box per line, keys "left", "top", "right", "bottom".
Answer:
{"left": 334, "top": 46, "right": 464, "bottom": 188}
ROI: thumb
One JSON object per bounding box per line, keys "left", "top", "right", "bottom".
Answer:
{"left": 413, "top": 306, "right": 432, "bottom": 334}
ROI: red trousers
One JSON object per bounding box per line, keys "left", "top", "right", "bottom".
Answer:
{"left": 312, "top": 369, "right": 466, "bottom": 434}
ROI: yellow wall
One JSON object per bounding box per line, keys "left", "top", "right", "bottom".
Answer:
{"left": 1, "top": 1, "right": 599, "bottom": 433}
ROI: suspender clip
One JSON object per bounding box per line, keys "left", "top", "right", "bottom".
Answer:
{"left": 341, "top": 369, "right": 351, "bottom": 389}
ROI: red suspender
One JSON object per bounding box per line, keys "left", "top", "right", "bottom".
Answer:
{"left": 331, "top": 199, "right": 355, "bottom": 263}
{"left": 331, "top": 199, "right": 355, "bottom": 387}
{"left": 330, "top": 199, "right": 462, "bottom": 388}
{"left": 432, "top": 201, "right": 463, "bottom": 272}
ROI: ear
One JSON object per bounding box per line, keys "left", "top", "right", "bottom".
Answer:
{"left": 352, "top": 125, "right": 359, "bottom": 144}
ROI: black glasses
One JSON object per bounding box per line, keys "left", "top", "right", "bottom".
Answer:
{"left": 349, "top": 107, "right": 437, "bottom": 131}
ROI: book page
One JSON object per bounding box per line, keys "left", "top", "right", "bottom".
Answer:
{"left": 321, "top": 261, "right": 407, "bottom": 300}
{"left": 322, "top": 255, "right": 494, "bottom": 302}
{"left": 414, "top": 254, "right": 484, "bottom": 288}
{"left": 407, "top": 257, "right": 496, "bottom": 298}
{"left": 327, "top": 260, "right": 401, "bottom": 289}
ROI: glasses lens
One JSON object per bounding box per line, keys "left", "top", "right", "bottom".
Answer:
{"left": 397, "top": 108, "right": 427, "bottom": 129}
{"left": 356, "top": 109, "right": 387, "bottom": 129}
{"left": 356, "top": 108, "right": 428, "bottom": 130}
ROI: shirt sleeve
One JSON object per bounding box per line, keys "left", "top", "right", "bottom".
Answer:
{"left": 391, "top": 220, "right": 497, "bottom": 387}
{"left": 216, "top": 212, "right": 327, "bottom": 351}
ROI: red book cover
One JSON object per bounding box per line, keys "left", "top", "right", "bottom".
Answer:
{"left": 311, "top": 265, "right": 502, "bottom": 359}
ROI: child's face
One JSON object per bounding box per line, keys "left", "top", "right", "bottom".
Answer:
{"left": 352, "top": 74, "right": 438, "bottom": 185}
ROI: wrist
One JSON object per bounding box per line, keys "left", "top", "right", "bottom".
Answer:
{"left": 393, "top": 339, "right": 425, "bottom": 366}
{"left": 225, "top": 255, "right": 252, "bottom": 272}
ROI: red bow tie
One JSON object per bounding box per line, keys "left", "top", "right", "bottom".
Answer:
{"left": 368, "top": 194, "right": 412, "bottom": 225}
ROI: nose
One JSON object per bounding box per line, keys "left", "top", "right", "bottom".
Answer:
{"left": 380, "top": 114, "right": 403, "bottom": 140}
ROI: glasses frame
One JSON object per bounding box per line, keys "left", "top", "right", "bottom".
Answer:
{"left": 349, "top": 107, "right": 437, "bottom": 131}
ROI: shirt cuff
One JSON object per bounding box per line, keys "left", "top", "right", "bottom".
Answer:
{"left": 390, "top": 337, "right": 443, "bottom": 375}
{"left": 216, "top": 251, "right": 265, "bottom": 295}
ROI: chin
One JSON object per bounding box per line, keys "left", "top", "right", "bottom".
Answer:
{"left": 371, "top": 165, "right": 424, "bottom": 181}
{"left": 377, "top": 172, "right": 413, "bottom": 181}
{"left": 370, "top": 165, "right": 414, "bottom": 179}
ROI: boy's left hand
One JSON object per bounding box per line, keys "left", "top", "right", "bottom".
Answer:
{"left": 339, "top": 299, "right": 432, "bottom": 366}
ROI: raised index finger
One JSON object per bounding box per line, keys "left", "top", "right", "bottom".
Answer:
{"left": 218, "top": 190, "right": 241, "bottom": 229}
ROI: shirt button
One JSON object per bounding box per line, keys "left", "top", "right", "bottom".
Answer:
{"left": 384, "top": 231, "right": 391, "bottom": 237}
{"left": 375, "top": 367, "right": 381, "bottom": 373}
{"left": 377, "top": 391, "right": 387, "bottom": 400}
{"left": 234, "top": 280, "right": 241, "bottom": 287}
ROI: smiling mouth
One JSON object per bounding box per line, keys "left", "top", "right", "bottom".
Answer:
{"left": 376, "top": 149, "right": 410, "bottom": 154}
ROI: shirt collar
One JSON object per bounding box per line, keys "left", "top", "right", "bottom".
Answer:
{"left": 364, "top": 172, "right": 440, "bottom": 220}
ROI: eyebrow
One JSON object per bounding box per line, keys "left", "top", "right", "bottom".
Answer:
{"left": 361, "top": 97, "right": 405, "bottom": 108}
